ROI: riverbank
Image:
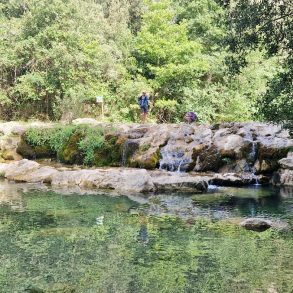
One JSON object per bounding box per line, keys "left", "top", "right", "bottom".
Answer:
{"left": 0, "top": 119, "right": 292, "bottom": 188}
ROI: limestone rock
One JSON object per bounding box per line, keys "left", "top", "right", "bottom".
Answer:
{"left": 211, "top": 173, "right": 256, "bottom": 186}
{"left": 51, "top": 168, "right": 154, "bottom": 193}
{"left": 150, "top": 171, "right": 208, "bottom": 193}
{"left": 0, "top": 163, "right": 8, "bottom": 176}
{"left": 130, "top": 148, "right": 161, "bottom": 169}
{"left": 5, "top": 159, "right": 40, "bottom": 181}
{"left": 213, "top": 130, "right": 246, "bottom": 159}
{"left": 20, "top": 166, "right": 59, "bottom": 183}
{"left": 272, "top": 169, "right": 293, "bottom": 186}
{"left": 240, "top": 218, "right": 272, "bottom": 232}
{"left": 279, "top": 157, "right": 293, "bottom": 170}
{"left": 193, "top": 145, "right": 222, "bottom": 172}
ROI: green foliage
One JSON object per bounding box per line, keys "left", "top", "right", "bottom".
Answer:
{"left": 78, "top": 127, "right": 105, "bottom": 165}
{"left": 135, "top": 0, "right": 208, "bottom": 103}
{"left": 25, "top": 125, "right": 106, "bottom": 165}
{"left": 25, "top": 126, "right": 76, "bottom": 158}
{"left": 0, "top": 0, "right": 288, "bottom": 125}
{"left": 154, "top": 99, "right": 179, "bottom": 123}
{"left": 227, "top": 0, "right": 292, "bottom": 130}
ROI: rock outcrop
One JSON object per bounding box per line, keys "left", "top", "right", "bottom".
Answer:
{"left": 1, "top": 159, "right": 209, "bottom": 194}
{"left": 271, "top": 152, "right": 293, "bottom": 186}
{"left": 0, "top": 121, "right": 291, "bottom": 186}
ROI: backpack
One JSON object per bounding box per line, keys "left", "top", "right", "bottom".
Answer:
{"left": 138, "top": 95, "right": 148, "bottom": 107}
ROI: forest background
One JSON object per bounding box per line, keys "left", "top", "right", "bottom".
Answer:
{"left": 0, "top": 0, "right": 292, "bottom": 130}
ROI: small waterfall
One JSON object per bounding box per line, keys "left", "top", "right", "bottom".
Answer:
{"left": 121, "top": 139, "right": 138, "bottom": 167}
{"left": 254, "top": 175, "right": 261, "bottom": 186}
{"left": 248, "top": 141, "right": 261, "bottom": 186}
{"left": 159, "top": 148, "right": 190, "bottom": 172}
{"left": 159, "top": 125, "right": 193, "bottom": 172}
{"left": 121, "top": 141, "right": 129, "bottom": 167}
{"left": 248, "top": 141, "right": 257, "bottom": 164}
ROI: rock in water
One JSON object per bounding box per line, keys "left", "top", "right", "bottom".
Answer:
{"left": 240, "top": 218, "right": 272, "bottom": 232}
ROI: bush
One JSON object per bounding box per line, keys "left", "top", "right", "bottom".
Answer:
{"left": 25, "top": 125, "right": 108, "bottom": 165}
{"left": 78, "top": 127, "right": 105, "bottom": 165}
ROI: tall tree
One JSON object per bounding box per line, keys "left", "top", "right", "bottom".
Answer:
{"left": 134, "top": 0, "right": 208, "bottom": 122}
{"left": 227, "top": 0, "right": 293, "bottom": 131}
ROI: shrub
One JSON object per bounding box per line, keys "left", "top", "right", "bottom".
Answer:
{"left": 25, "top": 125, "right": 107, "bottom": 165}
{"left": 78, "top": 127, "right": 105, "bottom": 165}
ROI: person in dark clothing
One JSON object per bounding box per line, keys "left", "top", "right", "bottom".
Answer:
{"left": 138, "top": 91, "right": 149, "bottom": 123}
{"left": 184, "top": 111, "right": 197, "bottom": 124}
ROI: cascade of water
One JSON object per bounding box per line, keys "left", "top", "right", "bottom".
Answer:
{"left": 159, "top": 127, "right": 191, "bottom": 172}
{"left": 177, "top": 160, "right": 183, "bottom": 173}
{"left": 159, "top": 148, "right": 189, "bottom": 172}
{"left": 121, "top": 140, "right": 130, "bottom": 167}
{"left": 248, "top": 141, "right": 261, "bottom": 186}
{"left": 249, "top": 141, "right": 257, "bottom": 163}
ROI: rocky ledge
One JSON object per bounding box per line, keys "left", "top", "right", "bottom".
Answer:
{"left": 0, "top": 120, "right": 292, "bottom": 186}
{"left": 0, "top": 159, "right": 210, "bottom": 194}
{"left": 0, "top": 159, "right": 277, "bottom": 194}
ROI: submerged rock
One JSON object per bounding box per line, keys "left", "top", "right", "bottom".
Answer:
{"left": 240, "top": 218, "right": 272, "bottom": 232}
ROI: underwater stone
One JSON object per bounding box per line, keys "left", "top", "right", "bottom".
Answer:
{"left": 240, "top": 218, "right": 272, "bottom": 232}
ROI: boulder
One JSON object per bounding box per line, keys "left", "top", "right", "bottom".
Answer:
{"left": 272, "top": 169, "right": 293, "bottom": 186}
{"left": 240, "top": 218, "right": 272, "bottom": 232}
{"left": 213, "top": 131, "right": 246, "bottom": 159}
{"left": 210, "top": 173, "right": 256, "bottom": 186}
{"left": 51, "top": 168, "right": 154, "bottom": 193}
{"left": 150, "top": 170, "right": 208, "bottom": 193}
{"left": 193, "top": 145, "right": 223, "bottom": 172}
{"left": 279, "top": 156, "right": 293, "bottom": 170}
{"left": 18, "top": 166, "right": 58, "bottom": 183}
{"left": 258, "top": 137, "right": 292, "bottom": 161}
{"left": 130, "top": 148, "right": 161, "bottom": 169}
{"left": 254, "top": 159, "right": 279, "bottom": 174}
{"left": 3, "top": 159, "right": 57, "bottom": 183}
{"left": 5, "top": 159, "right": 40, "bottom": 181}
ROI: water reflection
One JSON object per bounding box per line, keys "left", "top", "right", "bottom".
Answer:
{"left": 0, "top": 181, "right": 292, "bottom": 292}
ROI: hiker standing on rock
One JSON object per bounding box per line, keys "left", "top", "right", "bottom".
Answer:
{"left": 138, "top": 91, "right": 149, "bottom": 123}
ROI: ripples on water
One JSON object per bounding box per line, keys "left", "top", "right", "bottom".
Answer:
{"left": 0, "top": 180, "right": 292, "bottom": 293}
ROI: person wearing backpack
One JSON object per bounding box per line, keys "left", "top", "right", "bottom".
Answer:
{"left": 138, "top": 91, "right": 149, "bottom": 123}
{"left": 184, "top": 111, "right": 198, "bottom": 124}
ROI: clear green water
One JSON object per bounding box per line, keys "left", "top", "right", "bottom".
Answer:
{"left": 0, "top": 181, "right": 292, "bottom": 293}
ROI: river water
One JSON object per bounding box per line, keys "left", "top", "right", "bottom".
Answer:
{"left": 0, "top": 180, "right": 292, "bottom": 292}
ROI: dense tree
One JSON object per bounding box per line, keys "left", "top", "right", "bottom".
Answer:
{"left": 227, "top": 0, "right": 293, "bottom": 130}
{"left": 0, "top": 0, "right": 287, "bottom": 124}
{"left": 134, "top": 0, "right": 209, "bottom": 121}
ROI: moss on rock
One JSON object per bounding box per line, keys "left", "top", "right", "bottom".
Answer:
{"left": 17, "top": 137, "right": 55, "bottom": 159}
{"left": 129, "top": 147, "right": 161, "bottom": 169}
{"left": 59, "top": 131, "right": 84, "bottom": 164}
